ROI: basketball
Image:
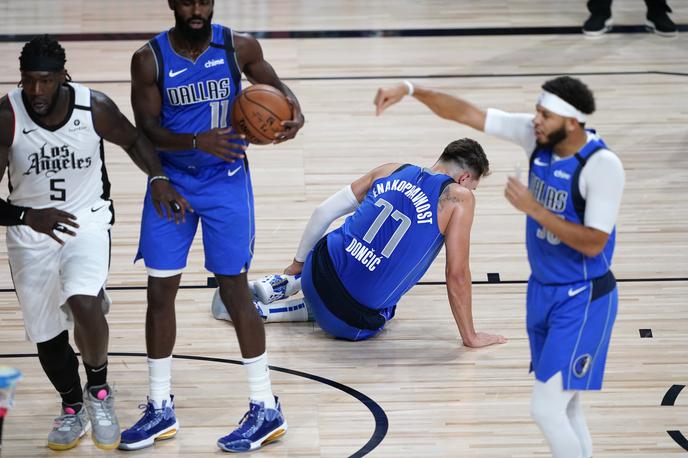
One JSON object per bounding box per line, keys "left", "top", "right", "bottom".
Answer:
{"left": 231, "top": 84, "right": 292, "bottom": 145}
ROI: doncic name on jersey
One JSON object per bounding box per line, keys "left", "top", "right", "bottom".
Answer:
{"left": 23, "top": 142, "right": 92, "bottom": 177}
{"left": 166, "top": 76, "right": 231, "bottom": 106}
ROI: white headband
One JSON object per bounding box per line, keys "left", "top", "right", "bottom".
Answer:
{"left": 537, "top": 91, "right": 587, "bottom": 123}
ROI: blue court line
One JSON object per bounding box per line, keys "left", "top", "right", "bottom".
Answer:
{"left": 0, "top": 352, "right": 388, "bottom": 458}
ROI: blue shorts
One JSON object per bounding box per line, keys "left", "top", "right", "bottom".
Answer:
{"left": 135, "top": 160, "right": 255, "bottom": 275}
{"left": 527, "top": 271, "right": 618, "bottom": 390}
{"left": 302, "top": 249, "right": 395, "bottom": 341}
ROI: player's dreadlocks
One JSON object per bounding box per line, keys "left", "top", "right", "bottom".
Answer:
{"left": 18, "top": 35, "right": 72, "bottom": 83}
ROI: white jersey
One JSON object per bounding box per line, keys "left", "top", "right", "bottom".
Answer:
{"left": 7, "top": 82, "right": 111, "bottom": 215}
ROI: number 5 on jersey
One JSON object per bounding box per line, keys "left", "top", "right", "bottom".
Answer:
{"left": 50, "top": 178, "right": 66, "bottom": 201}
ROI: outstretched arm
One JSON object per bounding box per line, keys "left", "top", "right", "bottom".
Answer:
{"left": 284, "top": 163, "right": 400, "bottom": 275}
{"left": 374, "top": 82, "right": 487, "bottom": 131}
{"left": 91, "top": 90, "right": 192, "bottom": 222}
{"left": 442, "top": 185, "right": 507, "bottom": 348}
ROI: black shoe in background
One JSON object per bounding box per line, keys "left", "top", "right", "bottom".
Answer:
{"left": 646, "top": 4, "right": 678, "bottom": 37}
{"left": 583, "top": 14, "right": 613, "bottom": 37}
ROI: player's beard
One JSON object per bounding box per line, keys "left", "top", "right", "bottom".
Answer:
{"left": 26, "top": 84, "right": 62, "bottom": 118}
{"left": 174, "top": 10, "right": 213, "bottom": 44}
{"left": 536, "top": 125, "right": 567, "bottom": 150}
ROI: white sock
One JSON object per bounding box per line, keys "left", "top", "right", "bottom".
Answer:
{"left": 264, "top": 296, "right": 311, "bottom": 322}
{"left": 567, "top": 392, "right": 593, "bottom": 458}
{"left": 148, "top": 356, "right": 172, "bottom": 409}
{"left": 531, "top": 372, "right": 584, "bottom": 458}
{"left": 243, "top": 352, "right": 276, "bottom": 409}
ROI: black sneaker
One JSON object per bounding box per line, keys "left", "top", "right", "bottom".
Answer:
{"left": 583, "top": 14, "right": 613, "bottom": 37}
{"left": 646, "top": 5, "right": 678, "bottom": 38}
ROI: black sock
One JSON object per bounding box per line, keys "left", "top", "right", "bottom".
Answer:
{"left": 36, "top": 331, "right": 83, "bottom": 406}
{"left": 84, "top": 360, "right": 108, "bottom": 394}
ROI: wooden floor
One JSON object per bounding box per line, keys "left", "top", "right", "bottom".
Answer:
{"left": 1, "top": 1, "right": 687, "bottom": 456}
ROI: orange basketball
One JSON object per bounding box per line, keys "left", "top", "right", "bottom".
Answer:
{"left": 231, "top": 84, "right": 292, "bottom": 145}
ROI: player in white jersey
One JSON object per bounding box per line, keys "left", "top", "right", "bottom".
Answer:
{"left": 375, "top": 78, "right": 624, "bottom": 458}
{"left": 0, "top": 35, "right": 188, "bottom": 451}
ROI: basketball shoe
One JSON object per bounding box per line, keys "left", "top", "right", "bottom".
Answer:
{"left": 582, "top": 14, "right": 613, "bottom": 36}
{"left": 212, "top": 288, "right": 268, "bottom": 321}
{"left": 84, "top": 384, "right": 120, "bottom": 450}
{"left": 217, "top": 396, "right": 287, "bottom": 452}
{"left": 252, "top": 274, "right": 301, "bottom": 304}
{"left": 646, "top": 4, "right": 678, "bottom": 37}
{"left": 47, "top": 403, "right": 91, "bottom": 451}
{"left": 119, "top": 396, "right": 179, "bottom": 450}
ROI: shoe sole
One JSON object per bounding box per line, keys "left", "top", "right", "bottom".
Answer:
{"left": 217, "top": 421, "right": 288, "bottom": 453}
{"left": 644, "top": 21, "right": 678, "bottom": 38}
{"left": 94, "top": 437, "right": 122, "bottom": 451}
{"left": 118, "top": 422, "right": 179, "bottom": 451}
{"left": 583, "top": 18, "right": 613, "bottom": 37}
{"left": 47, "top": 422, "right": 91, "bottom": 451}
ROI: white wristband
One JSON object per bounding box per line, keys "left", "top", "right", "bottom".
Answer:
{"left": 403, "top": 80, "right": 414, "bottom": 96}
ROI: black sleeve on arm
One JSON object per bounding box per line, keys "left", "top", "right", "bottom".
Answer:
{"left": 0, "top": 198, "right": 28, "bottom": 226}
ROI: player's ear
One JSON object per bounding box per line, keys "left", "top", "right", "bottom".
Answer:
{"left": 457, "top": 172, "right": 470, "bottom": 186}
{"left": 58, "top": 69, "right": 67, "bottom": 85}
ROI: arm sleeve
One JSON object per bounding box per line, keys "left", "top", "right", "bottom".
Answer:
{"left": 484, "top": 108, "right": 537, "bottom": 156}
{"left": 294, "top": 185, "right": 361, "bottom": 262}
{"left": 0, "top": 198, "right": 28, "bottom": 226}
{"left": 579, "top": 150, "right": 625, "bottom": 234}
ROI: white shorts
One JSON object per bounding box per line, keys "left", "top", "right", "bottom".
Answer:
{"left": 6, "top": 202, "right": 113, "bottom": 343}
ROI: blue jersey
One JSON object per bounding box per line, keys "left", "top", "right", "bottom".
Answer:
{"left": 527, "top": 132, "right": 616, "bottom": 284}
{"left": 326, "top": 165, "right": 454, "bottom": 310}
{"left": 149, "top": 24, "right": 242, "bottom": 169}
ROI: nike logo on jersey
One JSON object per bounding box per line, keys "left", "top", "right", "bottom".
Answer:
{"left": 91, "top": 204, "right": 107, "bottom": 213}
{"left": 22, "top": 128, "right": 37, "bottom": 134}
{"left": 568, "top": 285, "right": 588, "bottom": 297}
{"left": 533, "top": 158, "right": 549, "bottom": 166}
{"left": 168, "top": 68, "right": 188, "bottom": 78}
{"left": 227, "top": 166, "right": 242, "bottom": 177}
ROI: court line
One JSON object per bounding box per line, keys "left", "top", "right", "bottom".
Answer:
{"left": 1, "top": 277, "right": 686, "bottom": 294}
{"left": 0, "top": 351, "right": 388, "bottom": 458}
{"left": 0, "top": 24, "right": 686, "bottom": 43}
{"left": 1, "top": 70, "right": 686, "bottom": 87}
{"left": 662, "top": 385, "right": 688, "bottom": 452}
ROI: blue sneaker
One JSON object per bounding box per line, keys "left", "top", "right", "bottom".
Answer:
{"left": 217, "top": 397, "right": 287, "bottom": 452}
{"left": 118, "top": 397, "right": 179, "bottom": 451}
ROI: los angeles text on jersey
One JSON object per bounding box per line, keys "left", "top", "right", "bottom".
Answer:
{"left": 24, "top": 143, "right": 92, "bottom": 177}
{"left": 166, "top": 78, "right": 231, "bottom": 106}
{"left": 371, "top": 178, "right": 434, "bottom": 224}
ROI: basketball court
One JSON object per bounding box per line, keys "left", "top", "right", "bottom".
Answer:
{"left": 0, "top": 1, "right": 687, "bottom": 456}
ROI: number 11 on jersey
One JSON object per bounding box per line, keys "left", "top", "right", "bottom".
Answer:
{"left": 210, "top": 100, "right": 229, "bottom": 129}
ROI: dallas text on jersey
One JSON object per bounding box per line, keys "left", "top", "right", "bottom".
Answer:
{"left": 166, "top": 78, "right": 231, "bottom": 106}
